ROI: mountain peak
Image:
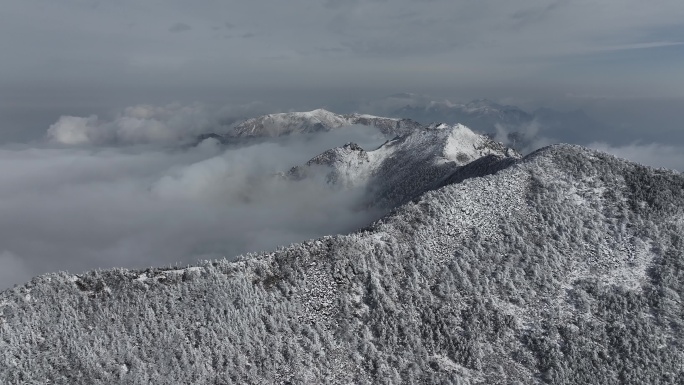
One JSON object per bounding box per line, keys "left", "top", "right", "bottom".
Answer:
{"left": 427, "top": 122, "right": 452, "bottom": 130}
{"left": 342, "top": 142, "right": 364, "bottom": 151}
{"left": 298, "top": 108, "right": 336, "bottom": 117}
{"left": 290, "top": 123, "right": 519, "bottom": 207}
{"left": 223, "top": 109, "right": 423, "bottom": 139}
{"left": 230, "top": 109, "right": 348, "bottom": 137}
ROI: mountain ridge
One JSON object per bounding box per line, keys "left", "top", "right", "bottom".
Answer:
{"left": 287, "top": 123, "right": 520, "bottom": 208}
{"left": 228, "top": 109, "right": 424, "bottom": 139}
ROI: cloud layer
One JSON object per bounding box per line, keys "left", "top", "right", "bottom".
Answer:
{"left": 588, "top": 142, "right": 684, "bottom": 172}
{"left": 0, "top": 118, "right": 387, "bottom": 289}
{"left": 46, "top": 102, "right": 267, "bottom": 146}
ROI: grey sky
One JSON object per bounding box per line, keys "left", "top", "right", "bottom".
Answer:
{"left": 1, "top": 0, "right": 683, "bottom": 94}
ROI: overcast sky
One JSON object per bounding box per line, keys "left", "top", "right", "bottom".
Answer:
{"left": 1, "top": 0, "right": 683, "bottom": 94}
{"left": 1, "top": 0, "right": 683, "bottom": 288}
{"left": 1, "top": 0, "right": 683, "bottom": 141}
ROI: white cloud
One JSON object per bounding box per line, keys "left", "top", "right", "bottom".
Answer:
{"left": 493, "top": 119, "right": 555, "bottom": 154}
{"left": 0, "top": 123, "right": 386, "bottom": 290}
{"left": 46, "top": 102, "right": 267, "bottom": 146}
{"left": 588, "top": 142, "right": 684, "bottom": 171}
{"left": 47, "top": 115, "right": 99, "bottom": 145}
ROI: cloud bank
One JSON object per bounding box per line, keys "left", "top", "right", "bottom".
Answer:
{"left": 493, "top": 120, "right": 556, "bottom": 155}
{"left": 46, "top": 102, "right": 269, "bottom": 146}
{"left": 588, "top": 142, "right": 684, "bottom": 172}
{"left": 0, "top": 114, "right": 387, "bottom": 289}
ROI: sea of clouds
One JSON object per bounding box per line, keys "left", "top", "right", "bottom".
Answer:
{"left": 0, "top": 104, "right": 387, "bottom": 289}
{"left": 1, "top": 100, "right": 682, "bottom": 290}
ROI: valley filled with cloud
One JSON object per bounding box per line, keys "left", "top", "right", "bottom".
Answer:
{"left": 0, "top": 114, "right": 388, "bottom": 289}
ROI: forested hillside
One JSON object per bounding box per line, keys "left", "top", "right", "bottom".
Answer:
{"left": 1, "top": 144, "right": 683, "bottom": 384}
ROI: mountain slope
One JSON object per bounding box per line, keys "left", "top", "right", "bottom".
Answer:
{"left": 1, "top": 145, "right": 684, "bottom": 384}
{"left": 289, "top": 123, "right": 520, "bottom": 208}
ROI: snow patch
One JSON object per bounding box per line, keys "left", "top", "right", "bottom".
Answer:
{"left": 442, "top": 124, "right": 491, "bottom": 164}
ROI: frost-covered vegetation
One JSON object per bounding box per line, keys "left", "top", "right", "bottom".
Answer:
{"left": 1, "top": 144, "right": 683, "bottom": 384}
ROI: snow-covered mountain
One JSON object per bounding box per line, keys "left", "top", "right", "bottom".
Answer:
{"left": 2, "top": 140, "right": 684, "bottom": 382}
{"left": 228, "top": 108, "right": 423, "bottom": 139}
{"left": 289, "top": 123, "right": 520, "bottom": 208}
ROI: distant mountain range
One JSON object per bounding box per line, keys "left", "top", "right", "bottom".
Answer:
{"left": 2, "top": 108, "right": 683, "bottom": 383}
{"left": 198, "top": 96, "right": 605, "bottom": 155}
{"left": 389, "top": 94, "right": 533, "bottom": 131}
{"left": 197, "top": 109, "right": 423, "bottom": 145}
{"left": 360, "top": 93, "right": 606, "bottom": 152}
